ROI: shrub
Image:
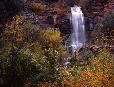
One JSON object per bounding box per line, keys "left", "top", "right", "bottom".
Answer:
{"left": 78, "top": 48, "right": 114, "bottom": 87}
{"left": 30, "top": 2, "right": 47, "bottom": 12}
{"left": 102, "top": 12, "right": 114, "bottom": 32}
{"left": 39, "top": 28, "right": 68, "bottom": 62}
{"left": 55, "top": 48, "right": 114, "bottom": 87}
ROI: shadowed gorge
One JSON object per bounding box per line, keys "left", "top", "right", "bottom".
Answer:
{"left": 0, "top": 0, "right": 24, "bottom": 23}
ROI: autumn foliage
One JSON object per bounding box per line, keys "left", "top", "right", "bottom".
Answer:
{"left": 0, "top": 0, "right": 114, "bottom": 87}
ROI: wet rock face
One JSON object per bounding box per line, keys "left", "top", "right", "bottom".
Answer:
{"left": 83, "top": 0, "right": 111, "bottom": 37}
{"left": 42, "top": 0, "right": 59, "bottom": 4}
{"left": 65, "top": 0, "right": 76, "bottom": 7}
{"left": 46, "top": 15, "right": 54, "bottom": 25}
{"left": 57, "top": 19, "right": 71, "bottom": 35}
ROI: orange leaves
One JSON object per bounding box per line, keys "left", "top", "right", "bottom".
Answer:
{"left": 56, "top": 67, "right": 80, "bottom": 87}
{"left": 81, "top": 69, "right": 93, "bottom": 78}
{"left": 15, "top": 15, "right": 22, "bottom": 25}
{"left": 78, "top": 48, "right": 114, "bottom": 87}
{"left": 30, "top": 2, "right": 47, "bottom": 11}
{"left": 51, "top": 48, "right": 113, "bottom": 87}
{"left": 79, "top": 69, "right": 105, "bottom": 87}
{"left": 37, "top": 82, "right": 56, "bottom": 87}
{"left": 24, "top": 80, "right": 31, "bottom": 87}
{"left": 4, "top": 14, "right": 25, "bottom": 43}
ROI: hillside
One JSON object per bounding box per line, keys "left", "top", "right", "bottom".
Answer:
{"left": 0, "top": 0, "right": 114, "bottom": 87}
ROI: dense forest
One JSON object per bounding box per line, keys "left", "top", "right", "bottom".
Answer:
{"left": 0, "top": 0, "right": 114, "bottom": 87}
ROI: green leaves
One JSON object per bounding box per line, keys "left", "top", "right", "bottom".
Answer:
{"left": 24, "top": 20, "right": 38, "bottom": 30}
{"left": 103, "top": 12, "right": 114, "bottom": 31}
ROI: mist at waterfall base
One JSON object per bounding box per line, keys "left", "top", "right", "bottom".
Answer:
{"left": 66, "top": 6, "right": 86, "bottom": 54}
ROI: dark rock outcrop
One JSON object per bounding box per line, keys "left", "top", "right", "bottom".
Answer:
{"left": 65, "top": 0, "right": 76, "bottom": 7}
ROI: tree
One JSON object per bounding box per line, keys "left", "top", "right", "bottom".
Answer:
{"left": 39, "top": 28, "right": 68, "bottom": 64}
{"left": 0, "top": 13, "right": 68, "bottom": 86}
{"left": 102, "top": 12, "right": 114, "bottom": 32}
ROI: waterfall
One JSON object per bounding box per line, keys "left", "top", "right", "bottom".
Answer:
{"left": 66, "top": 6, "right": 86, "bottom": 54}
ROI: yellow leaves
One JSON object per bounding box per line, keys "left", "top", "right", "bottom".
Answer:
{"left": 39, "top": 28, "right": 68, "bottom": 58}
{"left": 90, "top": 48, "right": 113, "bottom": 75}
{"left": 40, "top": 28, "right": 61, "bottom": 43}
{"left": 24, "top": 20, "right": 38, "bottom": 30}
{"left": 39, "top": 28, "right": 62, "bottom": 49}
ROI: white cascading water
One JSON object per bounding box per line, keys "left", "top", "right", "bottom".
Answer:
{"left": 66, "top": 6, "right": 86, "bottom": 54}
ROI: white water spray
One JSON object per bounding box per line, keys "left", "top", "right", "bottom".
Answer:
{"left": 66, "top": 6, "right": 86, "bottom": 54}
